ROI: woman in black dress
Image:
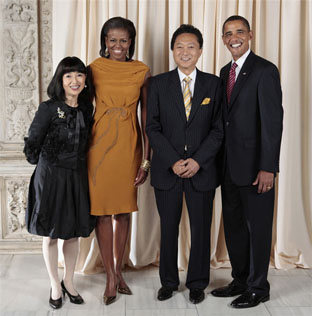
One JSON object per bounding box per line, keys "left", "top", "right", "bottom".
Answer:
{"left": 24, "top": 57, "right": 96, "bottom": 309}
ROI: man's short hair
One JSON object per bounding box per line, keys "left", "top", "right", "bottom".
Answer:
{"left": 171, "top": 24, "right": 203, "bottom": 50}
{"left": 222, "top": 15, "right": 251, "bottom": 35}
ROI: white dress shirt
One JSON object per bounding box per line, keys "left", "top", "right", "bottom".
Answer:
{"left": 232, "top": 49, "right": 251, "bottom": 80}
{"left": 178, "top": 68, "right": 197, "bottom": 96}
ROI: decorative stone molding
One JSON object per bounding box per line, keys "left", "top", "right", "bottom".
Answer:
{"left": 0, "top": 0, "right": 52, "bottom": 253}
{"left": 2, "top": 0, "right": 39, "bottom": 144}
{"left": 0, "top": 176, "right": 41, "bottom": 248}
{"left": 3, "top": 1, "right": 35, "bottom": 23}
{"left": 4, "top": 26, "right": 36, "bottom": 89}
{"left": 5, "top": 94, "right": 37, "bottom": 142}
{"left": 39, "top": 0, "right": 53, "bottom": 101}
{"left": 5, "top": 179, "right": 28, "bottom": 236}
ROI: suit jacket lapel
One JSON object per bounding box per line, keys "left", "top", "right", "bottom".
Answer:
{"left": 169, "top": 69, "right": 187, "bottom": 123}
{"left": 187, "top": 69, "right": 206, "bottom": 124}
{"left": 228, "top": 51, "right": 256, "bottom": 109}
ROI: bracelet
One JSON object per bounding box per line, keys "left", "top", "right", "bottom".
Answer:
{"left": 140, "top": 159, "right": 151, "bottom": 172}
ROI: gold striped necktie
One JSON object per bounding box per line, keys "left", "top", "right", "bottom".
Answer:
{"left": 183, "top": 76, "right": 192, "bottom": 120}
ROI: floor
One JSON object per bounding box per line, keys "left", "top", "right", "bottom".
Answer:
{"left": 0, "top": 254, "right": 312, "bottom": 316}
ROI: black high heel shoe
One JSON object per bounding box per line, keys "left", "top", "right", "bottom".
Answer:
{"left": 61, "top": 280, "right": 84, "bottom": 304}
{"left": 49, "top": 289, "right": 62, "bottom": 309}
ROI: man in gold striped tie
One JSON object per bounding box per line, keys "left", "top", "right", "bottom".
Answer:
{"left": 146, "top": 24, "right": 223, "bottom": 304}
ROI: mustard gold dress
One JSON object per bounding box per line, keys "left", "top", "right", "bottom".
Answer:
{"left": 88, "top": 57, "right": 149, "bottom": 215}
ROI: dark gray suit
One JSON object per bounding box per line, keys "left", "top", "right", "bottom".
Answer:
{"left": 146, "top": 68, "right": 223, "bottom": 289}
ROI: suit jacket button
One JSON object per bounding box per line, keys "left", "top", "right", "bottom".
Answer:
{"left": 226, "top": 121, "right": 230, "bottom": 126}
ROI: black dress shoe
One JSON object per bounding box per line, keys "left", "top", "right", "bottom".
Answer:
{"left": 61, "top": 280, "right": 84, "bottom": 304}
{"left": 189, "top": 288, "right": 205, "bottom": 304}
{"left": 49, "top": 289, "right": 62, "bottom": 309}
{"left": 157, "top": 286, "right": 176, "bottom": 301}
{"left": 211, "top": 282, "right": 246, "bottom": 297}
{"left": 230, "top": 292, "right": 270, "bottom": 308}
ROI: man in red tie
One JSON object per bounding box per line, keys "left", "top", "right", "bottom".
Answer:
{"left": 211, "top": 16, "right": 283, "bottom": 308}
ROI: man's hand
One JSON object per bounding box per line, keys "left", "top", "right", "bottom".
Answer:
{"left": 179, "top": 158, "right": 200, "bottom": 178}
{"left": 252, "top": 170, "right": 274, "bottom": 193}
{"left": 172, "top": 159, "right": 187, "bottom": 176}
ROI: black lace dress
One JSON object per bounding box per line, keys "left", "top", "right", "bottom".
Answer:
{"left": 24, "top": 100, "right": 96, "bottom": 240}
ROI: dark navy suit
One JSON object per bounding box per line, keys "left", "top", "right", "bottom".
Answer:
{"left": 220, "top": 51, "right": 283, "bottom": 295}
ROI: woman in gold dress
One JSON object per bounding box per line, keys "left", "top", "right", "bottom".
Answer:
{"left": 88, "top": 17, "right": 151, "bottom": 305}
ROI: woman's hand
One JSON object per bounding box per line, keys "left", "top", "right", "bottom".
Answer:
{"left": 134, "top": 168, "right": 148, "bottom": 187}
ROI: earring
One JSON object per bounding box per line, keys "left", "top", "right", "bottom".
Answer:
{"left": 105, "top": 48, "right": 109, "bottom": 57}
{"left": 85, "top": 84, "right": 87, "bottom": 88}
{"left": 126, "top": 49, "right": 130, "bottom": 59}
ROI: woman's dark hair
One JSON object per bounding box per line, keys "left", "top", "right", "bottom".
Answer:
{"left": 171, "top": 24, "right": 203, "bottom": 50}
{"left": 47, "top": 56, "right": 94, "bottom": 103}
{"left": 99, "top": 16, "right": 136, "bottom": 60}
{"left": 222, "top": 15, "right": 251, "bottom": 35}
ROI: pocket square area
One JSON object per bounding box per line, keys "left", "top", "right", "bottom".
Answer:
{"left": 201, "top": 97, "right": 211, "bottom": 105}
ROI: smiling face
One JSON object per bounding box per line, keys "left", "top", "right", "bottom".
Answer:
{"left": 172, "top": 33, "right": 202, "bottom": 75}
{"left": 105, "top": 28, "right": 131, "bottom": 61}
{"left": 222, "top": 20, "right": 252, "bottom": 61}
{"left": 62, "top": 71, "right": 86, "bottom": 102}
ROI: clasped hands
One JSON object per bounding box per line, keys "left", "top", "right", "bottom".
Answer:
{"left": 172, "top": 158, "right": 200, "bottom": 178}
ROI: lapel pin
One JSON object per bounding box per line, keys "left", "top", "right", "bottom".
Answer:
{"left": 243, "top": 72, "right": 247, "bottom": 75}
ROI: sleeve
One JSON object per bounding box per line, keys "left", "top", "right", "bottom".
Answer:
{"left": 258, "top": 65, "right": 283, "bottom": 172}
{"left": 83, "top": 102, "right": 94, "bottom": 127}
{"left": 139, "top": 63, "right": 150, "bottom": 87}
{"left": 192, "top": 79, "right": 224, "bottom": 167}
{"left": 85, "top": 103, "right": 95, "bottom": 145}
{"left": 145, "top": 77, "right": 181, "bottom": 168}
{"left": 23, "top": 102, "right": 51, "bottom": 164}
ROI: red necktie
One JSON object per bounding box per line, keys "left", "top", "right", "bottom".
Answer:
{"left": 227, "top": 62, "right": 238, "bottom": 103}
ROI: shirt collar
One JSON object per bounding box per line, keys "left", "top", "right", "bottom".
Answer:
{"left": 177, "top": 67, "right": 197, "bottom": 83}
{"left": 232, "top": 49, "right": 251, "bottom": 69}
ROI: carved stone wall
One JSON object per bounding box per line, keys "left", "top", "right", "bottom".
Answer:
{"left": 0, "top": 0, "right": 53, "bottom": 253}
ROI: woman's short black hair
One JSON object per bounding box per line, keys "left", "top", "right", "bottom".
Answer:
{"left": 47, "top": 56, "right": 94, "bottom": 103}
{"left": 222, "top": 15, "right": 251, "bottom": 35}
{"left": 99, "top": 16, "right": 136, "bottom": 60}
{"left": 170, "top": 24, "right": 203, "bottom": 50}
